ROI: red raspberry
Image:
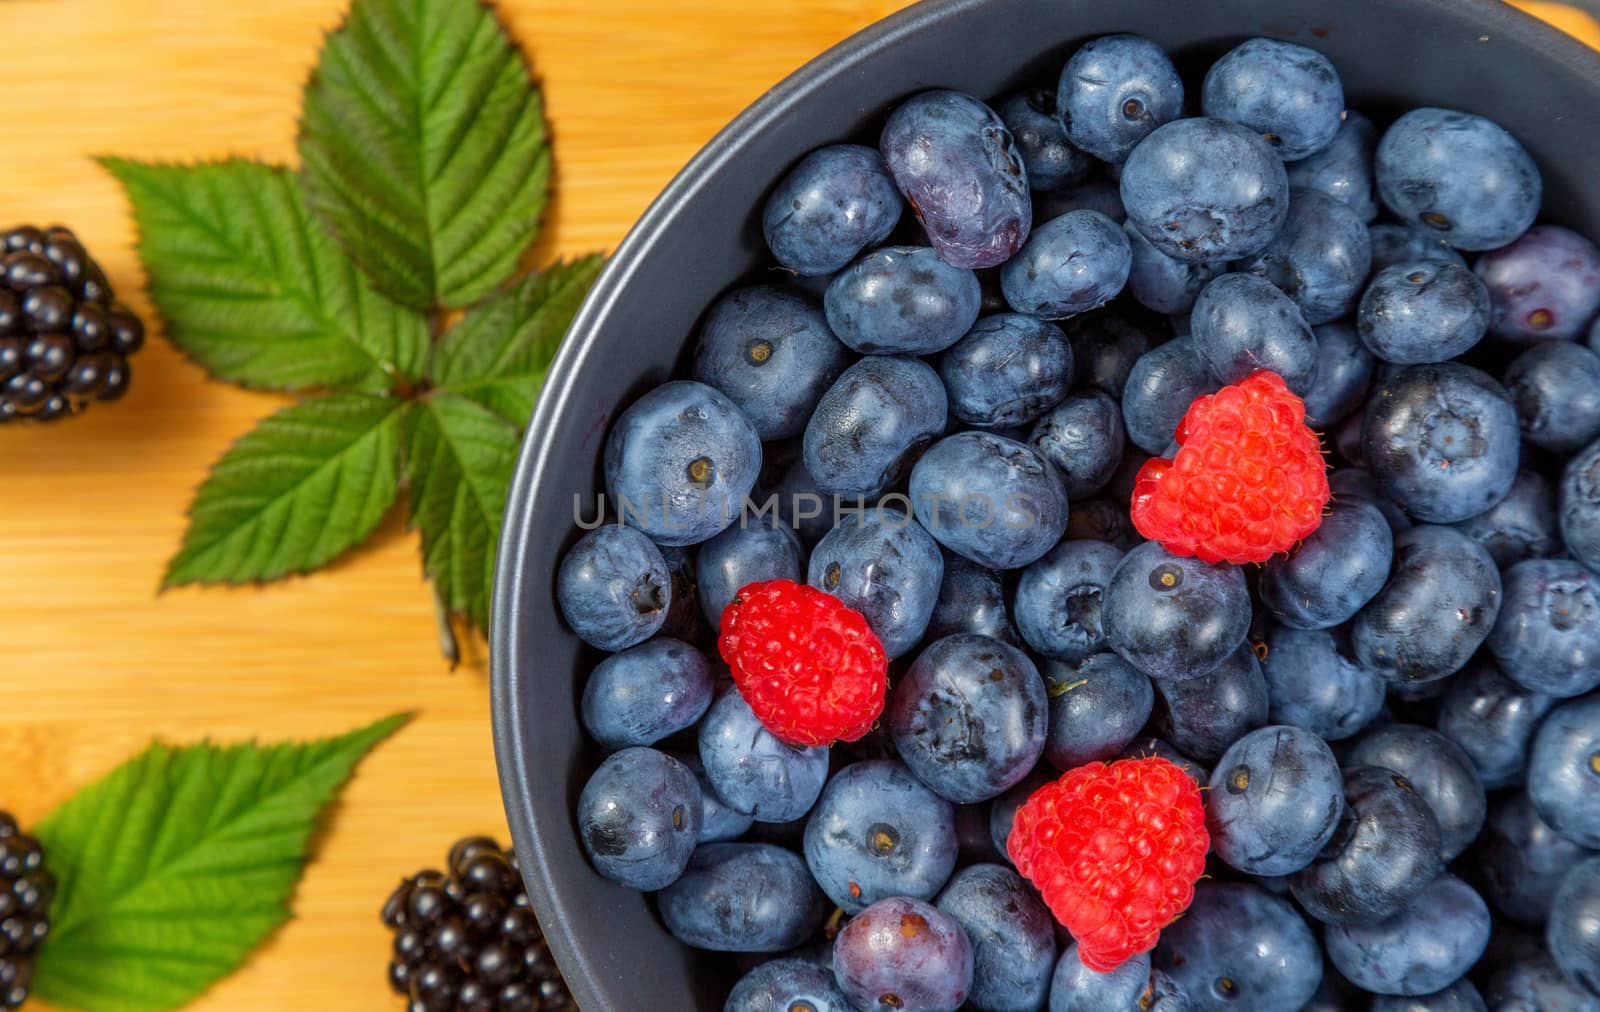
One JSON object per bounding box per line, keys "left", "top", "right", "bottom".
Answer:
{"left": 1007, "top": 757, "right": 1209, "bottom": 972}
{"left": 1130, "top": 369, "right": 1330, "bottom": 564}
{"left": 718, "top": 579, "right": 888, "bottom": 747}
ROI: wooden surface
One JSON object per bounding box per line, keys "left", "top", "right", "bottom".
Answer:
{"left": 2, "top": 1, "right": 1593, "bottom": 1009}
{"left": 0, "top": 1, "right": 907, "bottom": 1008}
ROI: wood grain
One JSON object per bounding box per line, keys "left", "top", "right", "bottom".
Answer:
{"left": 0, "top": 2, "right": 905, "bottom": 1008}
{"left": 1, "top": 1, "right": 1588, "bottom": 1009}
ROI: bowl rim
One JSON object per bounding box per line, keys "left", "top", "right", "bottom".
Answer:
{"left": 491, "top": 1, "right": 1600, "bottom": 1007}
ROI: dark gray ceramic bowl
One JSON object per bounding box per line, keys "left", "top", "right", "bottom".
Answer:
{"left": 492, "top": 1, "right": 1600, "bottom": 1007}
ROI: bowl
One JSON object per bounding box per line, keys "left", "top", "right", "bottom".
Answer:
{"left": 491, "top": 1, "right": 1600, "bottom": 1007}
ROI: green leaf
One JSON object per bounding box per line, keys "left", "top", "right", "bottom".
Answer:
{"left": 164, "top": 393, "right": 410, "bottom": 587}
{"left": 404, "top": 392, "right": 520, "bottom": 630}
{"left": 297, "top": 0, "right": 551, "bottom": 310}
{"left": 102, "top": 158, "right": 429, "bottom": 392}
{"left": 429, "top": 255, "right": 604, "bottom": 424}
{"left": 32, "top": 714, "right": 409, "bottom": 1012}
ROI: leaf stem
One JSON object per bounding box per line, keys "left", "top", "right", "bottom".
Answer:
{"left": 432, "top": 582, "right": 461, "bottom": 670}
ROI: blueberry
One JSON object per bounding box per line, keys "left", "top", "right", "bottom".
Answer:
{"left": 692, "top": 286, "right": 852, "bottom": 440}
{"left": 935, "top": 864, "right": 1057, "bottom": 1011}
{"left": 1489, "top": 559, "right": 1600, "bottom": 698}
{"left": 698, "top": 691, "right": 829, "bottom": 823}
{"left": 1000, "top": 210, "right": 1131, "bottom": 320}
{"left": 1548, "top": 857, "right": 1600, "bottom": 997}
{"left": 1484, "top": 950, "right": 1600, "bottom": 1012}
{"left": 808, "top": 508, "right": 943, "bottom": 659}
{"left": 938, "top": 313, "right": 1074, "bottom": 428}
{"left": 763, "top": 144, "right": 901, "bottom": 275}
{"left": 1325, "top": 874, "right": 1490, "bottom": 997}
{"left": 675, "top": 752, "right": 754, "bottom": 844}
{"left": 1121, "top": 337, "right": 1219, "bottom": 455}
{"left": 557, "top": 525, "right": 672, "bottom": 651}
{"left": 926, "top": 551, "right": 1019, "bottom": 645}
{"left": 1028, "top": 391, "right": 1126, "bottom": 500}
{"left": 1206, "top": 724, "right": 1344, "bottom": 876}
{"left": 1047, "top": 944, "right": 1152, "bottom": 1012}
{"left": 1376, "top": 108, "right": 1541, "bottom": 251}
{"left": 1238, "top": 188, "right": 1371, "bottom": 325}
{"left": 1124, "top": 218, "right": 1224, "bottom": 316}
{"left": 1562, "top": 437, "right": 1600, "bottom": 571}
{"left": 657, "top": 842, "right": 825, "bottom": 952}
{"left": 1476, "top": 224, "right": 1600, "bottom": 341}
{"left": 1056, "top": 33, "right": 1183, "bottom": 165}
{"left": 997, "top": 91, "right": 1093, "bottom": 192}
{"left": 1369, "top": 979, "right": 1488, "bottom": 1012}
{"left": 824, "top": 246, "right": 983, "bottom": 355}
{"left": 988, "top": 766, "right": 1054, "bottom": 861}
{"left": 1189, "top": 272, "right": 1319, "bottom": 392}
{"left": 1331, "top": 466, "right": 1414, "bottom": 533}
{"left": 1153, "top": 880, "right": 1322, "bottom": 1011}
{"left": 696, "top": 521, "right": 804, "bottom": 629}
{"left": 1348, "top": 723, "right": 1487, "bottom": 861}
{"left": 1103, "top": 540, "right": 1251, "bottom": 682}
{"left": 1368, "top": 223, "right": 1469, "bottom": 273}
{"left": 725, "top": 957, "right": 854, "bottom": 1012}
{"left": 1527, "top": 693, "right": 1600, "bottom": 848}
{"left": 1362, "top": 364, "right": 1520, "bottom": 523}
{"left": 1505, "top": 341, "right": 1600, "bottom": 454}
{"left": 1260, "top": 496, "right": 1393, "bottom": 630}
{"left": 803, "top": 356, "right": 948, "bottom": 498}
{"left": 657, "top": 545, "right": 702, "bottom": 641}
{"left": 1201, "top": 38, "right": 1344, "bottom": 160}
{"left": 1063, "top": 310, "right": 1156, "bottom": 398}
{"left": 576, "top": 747, "right": 702, "bottom": 890}
{"left": 1261, "top": 626, "right": 1387, "bottom": 741}
{"left": 1035, "top": 175, "right": 1128, "bottom": 226}
{"left": 832, "top": 897, "right": 974, "bottom": 1012}
{"left": 881, "top": 90, "right": 1032, "bottom": 270}
{"left": 1064, "top": 496, "right": 1142, "bottom": 550}
{"left": 763, "top": 456, "right": 838, "bottom": 546}
{"left": 1286, "top": 109, "right": 1380, "bottom": 222}
{"left": 1153, "top": 644, "right": 1269, "bottom": 762}
{"left": 604, "top": 380, "right": 763, "bottom": 546}
{"left": 1121, "top": 117, "right": 1290, "bottom": 263}
{"left": 909, "top": 431, "right": 1069, "bottom": 570}
{"left": 1436, "top": 661, "right": 1554, "bottom": 790}
{"left": 802, "top": 759, "right": 957, "bottom": 913}
{"left": 1451, "top": 468, "right": 1559, "bottom": 567}
{"left": 580, "top": 638, "right": 714, "bottom": 749}
{"left": 1351, "top": 525, "right": 1502, "bottom": 685}
{"left": 1290, "top": 764, "right": 1445, "bottom": 925}
{"left": 1014, "top": 539, "right": 1122, "bottom": 662}
{"left": 1042, "top": 652, "right": 1154, "bottom": 770}
{"left": 1477, "top": 794, "right": 1594, "bottom": 926}
{"left": 889, "top": 633, "right": 1049, "bottom": 803}
{"left": 1357, "top": 261, "right": 1490, "bottom": 364}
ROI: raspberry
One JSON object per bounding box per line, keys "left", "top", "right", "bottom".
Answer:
{"left": 1130, "top": 369, "right": 1330, "bottom": 564}
{"left": 718, "top": 579, "right": 888, "bottom": 747}
{"left": 1007, "top": 757, "right": 1209, "bottom": 973}
{"left": 0, "top": 810, "right": 55, "bottom": 1010}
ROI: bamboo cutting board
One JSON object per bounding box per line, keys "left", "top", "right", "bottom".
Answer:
{"left": 0, "top": 1, "right": 1592, "bottom": 1009}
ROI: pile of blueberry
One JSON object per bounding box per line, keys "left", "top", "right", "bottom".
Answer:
{"left": 552, "top": 31, "right": 1600, "bottom": 1012}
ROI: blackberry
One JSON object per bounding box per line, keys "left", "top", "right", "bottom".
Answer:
{"left": 0, "top": 810, "right": 54, "bottom": 1009}
{"left": 0, "top": 224, "right": 143, "bottom": 424}
{"left": 383, "top": 837, "right": 573, "bottom": 1012}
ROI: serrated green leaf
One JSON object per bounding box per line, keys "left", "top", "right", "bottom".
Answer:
{"left": 404, "top": 392, "right": 519, "bottom": 630}
{"left": 164, "top": 393, "right": 410, "bottom": 587}
{"left": 32, "top": 714, "right": 409, "bottom": 1012}
{"left": 102, "top": 158, "right": 428, "bottom": 392}
{"left": 429, "top": 255, "right": 603, "bottom": 424}
{"left": 298, "top": 0, "right": 551, "bottom": 310}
